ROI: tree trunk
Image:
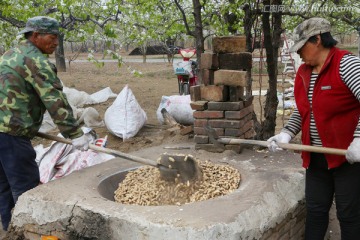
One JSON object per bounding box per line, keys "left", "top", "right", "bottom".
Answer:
{"left": 102, "top": 40, "right": 107, "bottom": 57}
{"left": 192, "top": 0, "right": 204, "bottom": 83}
{"left": 141, "top": 44, "right": 147, "bottom": 63}
{"left": 142, "top": 54, "right": 147, "bottom": 63}
{"left": 242, "top": 3, "right": 256, "bottom": 98}
{"left": 242, "top": 4, "right": 263, "bottom": 138}
{"left": 258, "top": 0, "right": 283, "bottom": 140}
{"left": 93, "top": 39, "right": 97, "bottom": 52}
{"left": 358, "top": 28, "right": 360, "bottom": 57}
{"left": 55, "top": 33, "right": 67, "bottom": 72}
{"left": 243, "top": 4, "right": 254, "bottom": 53}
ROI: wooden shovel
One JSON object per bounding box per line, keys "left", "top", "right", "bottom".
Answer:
{"left": 36, "top": 132, "right": 202, "bottom": 182}
{"left": 204, "top": 125, "right": 347, "bottom": 155}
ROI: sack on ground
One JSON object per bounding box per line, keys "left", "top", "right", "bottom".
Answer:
{"left": 104, "top": 85, "right": 147, "bottom": 140}
{"left": 156, "top": 95, "right": 194, "bottom": 125}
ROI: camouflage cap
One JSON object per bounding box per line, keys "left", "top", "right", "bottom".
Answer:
{"left": 289, "top": 17, "right": 331, "bottom": 53}
{"left": 18, "top": 16, "right": 60, "bottom": 35}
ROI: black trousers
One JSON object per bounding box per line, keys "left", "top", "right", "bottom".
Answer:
{"left": 0, "top": 133, "right": 39, "bottom": 231}
{"left": 305, "top": 153, "right": 360, "bottom": 240}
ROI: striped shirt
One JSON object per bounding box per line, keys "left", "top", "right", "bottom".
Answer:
{"left": 283, "top": 54, "right": 360, "bottom": 146}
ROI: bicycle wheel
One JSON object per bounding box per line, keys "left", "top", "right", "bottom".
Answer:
{"left": 179, "top": 82, "right": 184, "bottom": 95}
{"left": 182, "top": 83, "right": 189, "bottom": 95}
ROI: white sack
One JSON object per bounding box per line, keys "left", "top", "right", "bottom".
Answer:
{"left": 40, "top": 87, "right": 116, "bottom": 132}
{"left": 40, "top": 106, "right": 104, "bottom": 132}
{"left": 104, "top": 85, "right": 147, "bottom": 140}
{"left": 90, "top": 87, "right": 118, "bottom": 103}
{"left": 63, "top": 86, "right": 117, "bottom": 107}
{"left": 76, "top": 107, "right": 105, "bottom": 127}
{"left": 37, "top": 142, "right": 114, "bottom": 183}
{"left": 36, "top": 129, "right": 114, "bottom": 183}
{"left": 156, "top": 95, "right": 194, "bottom": 125}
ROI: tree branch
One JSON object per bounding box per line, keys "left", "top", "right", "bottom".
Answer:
{"left": 0, "top": 11, "right": 25, "bottom": 28}
{"left": 173, "top": 0, "right": 195, "bottom": 36}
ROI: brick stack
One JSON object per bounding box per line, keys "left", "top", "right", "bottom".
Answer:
{"left": 190, "top": 36, "right": 255, "bottom": 152}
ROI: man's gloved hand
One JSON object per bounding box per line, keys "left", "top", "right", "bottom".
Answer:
{"left": 71, "top": 134, "right": 92, "bottom": 151}
{"left": 346, "top": 138, "right": 360, "bottom": 164}
{"left": 267, "top": 132, "right": 292, "bottom": 152}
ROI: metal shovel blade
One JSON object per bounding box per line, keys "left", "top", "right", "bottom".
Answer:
{"left": 157, "top": 153, "right": 202, "bottom": 183}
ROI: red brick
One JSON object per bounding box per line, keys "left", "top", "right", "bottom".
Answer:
{"left": 208, "top": 119, "right": 241, "bottom": 128}
{"left": 242, "top": 112, "right": 253, "bottom": 122}
{"left": 193, "top": 110, "right": 224, "bottom": 119}
{"left": 225, "top": 105, "right": 254, "bottom": 119}
{"left": 194, "top": 127, "right": 224, "bottom": 136}
{"left": 244, "top": 96, "right": 254, "bottom": 107}
{"left": 244, "top": 128, "right": 255, "bottom": 139}
{"left": 208, "top": 101, "right": 244, "bottom": 111}
{"left": 224, "top": 119, "right": 253, "bottom": 137}
{"left": 240, "top": 119, "right": 254, "bottom": 133}
{"left": 194, "top": 119, "right": 208, "bottom": 127}
{"left": 190, "top": 101, "right": 208, "bottom": 111}
{"left": 200, "top": 53, "right": 219, "bottom": 69}
{"left": 194, "top": 135, "right": 209, "bottom": 144}
{"left": 224, "top": 128, "right": 242, "bottom": 137}
{"left": 214, "top": 70, "right": 247, "bottom": 87}
{"left": 213, "top": 36, "right": 246, "bottom": 54}
{"left": 200, "top": 85, "right": 229, "bottom": 101}
{"left": 218, "top": 52, "right": 252, "bottom": 70}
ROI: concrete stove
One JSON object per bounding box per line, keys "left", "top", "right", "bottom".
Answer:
{"left": 9, "top": 142, "right": 305, "bottom": 240}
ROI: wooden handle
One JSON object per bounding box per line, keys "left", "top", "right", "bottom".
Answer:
{"left": 218, "top": 138, "right": 347, "bottom": 156}
{"left": 277, "top": 142, "right": 346, "bottom": 155}
{"left": 36, "top": 132, "right": 157, "bottom": 167}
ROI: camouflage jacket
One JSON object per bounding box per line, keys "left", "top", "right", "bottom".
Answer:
{"left": 0, "top": 40, "right": 83, "bottom": 139}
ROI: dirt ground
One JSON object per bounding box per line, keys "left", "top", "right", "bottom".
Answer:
{"left": 1, "top": 54, "right": 340, "bottom": 239}
{"left": 31, "top": 55, "right": 191, "bottom": 152}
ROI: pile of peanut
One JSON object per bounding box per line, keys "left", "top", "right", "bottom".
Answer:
{"left": 114, "top": 160, "right": 241, "bottom": 206}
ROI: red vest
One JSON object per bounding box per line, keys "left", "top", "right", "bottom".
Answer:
{"left": 294, "top": 47, "right": 360, "bottom": 169}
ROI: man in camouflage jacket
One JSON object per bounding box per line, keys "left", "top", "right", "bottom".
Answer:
{"left": 0, "top": 16, "right": 92, "bottom": 231}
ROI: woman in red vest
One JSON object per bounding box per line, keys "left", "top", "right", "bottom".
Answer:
{"left": 268, "top": 18, "right": 360, "bottom": 240}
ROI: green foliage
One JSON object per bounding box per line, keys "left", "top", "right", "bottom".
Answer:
{"left": 106, "top": 49, "right": 123, "bottom": 68}
{"left": 131, "top": 69, "right": 143, "bottom": 77}
{"left": 104, "top": 24, "right": 117, "bottom": 38}
{"left": 0, "top": 22, "right": 19, "bottom": 50}
{"left": 281, "top": 0, "right": 360, "bottom": 35}
{"left": 86, "top": 49, "right": 143, "bottom": 77}
{"left": 115, "top": 0, "right": 190, "bottom": 55}
{"left": 1, "top": 0, "right": 359, "bottom": 56}
{"left": 0, "top": 0, "right": 121, "bottom": 50}
{"left": 202, "top": 0, "right": 244, "bottom": 36}
{"left": 87, "top": 51, "right": 105, "bottom": 69}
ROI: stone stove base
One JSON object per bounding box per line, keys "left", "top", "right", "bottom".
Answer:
{"left": 9, "top": 142, "right": 305, "bottom": 240}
